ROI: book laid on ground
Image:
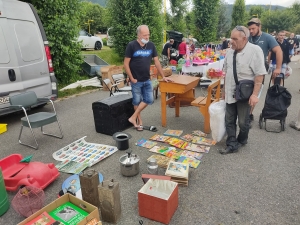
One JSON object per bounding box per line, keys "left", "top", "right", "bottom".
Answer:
{"left": 165, "top": 148, "right": 183, "bottom": 160}
{"left": 180, "top": 150, "right": 204, "bottom": 161}
{"left": 48, "top": 202, "right": 88, "bottom": 225}
{"left": 165, "top": 161, "right": 189, "bottom": 186}
{"left": 136, "top": 138, "right": 157, "bottom": 149}
{"left": 167, "top": 137, "right": 186, "bottom": 148}
{"left": 149, "top": 145, "right": 176, "bottom": 155}
{"left": 192, "top": 130, "right": 207, "bottom": 137}
{"left": 192, "top": 136, "right": 216, "bottom": 146}
{"left": 163, "top": 129, "right": 183, "bottom": 137}
{"left": 147, "top": 154, "right": 174, "bottom": 168}
{"left": 180, "top": 134, "right": 194, "bottom": 142}
{"left": 181, "top": 142, "right": 210, "bottom": 153}
{"left": 149, "top": 134, "right": 170, "bottom": 142}
{"left": 25, "top": 211, "right": 57, "bottom": 225}
{"left": 177, "top": 156, "right": 201, "bottom": 168}
{"left": 165, "top": 161, "right": 189, "bottom": 179}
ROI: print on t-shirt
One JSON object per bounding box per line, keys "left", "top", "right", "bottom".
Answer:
{"left": 133, "top": 50, "right": 153, "bottom": 57}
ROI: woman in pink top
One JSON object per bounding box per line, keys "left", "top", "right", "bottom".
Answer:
{"left": 178, "top": 37, "right": 187, "bottom": 59}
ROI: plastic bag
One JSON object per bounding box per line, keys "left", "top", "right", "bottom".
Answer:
{"left": 209, "top": 100, "right": 226, "bottom": 142}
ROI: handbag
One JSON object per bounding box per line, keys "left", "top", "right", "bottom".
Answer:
{"left": 233, "top": 51, "right": 254, "bottom": 101}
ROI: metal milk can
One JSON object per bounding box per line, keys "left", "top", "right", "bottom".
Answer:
{"left": 147, "top": 158, "right": 158, "bottom": 175}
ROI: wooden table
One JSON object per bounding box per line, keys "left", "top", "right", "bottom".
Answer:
{"left": 159, "top": 75, "right": 200, "bottom": 127}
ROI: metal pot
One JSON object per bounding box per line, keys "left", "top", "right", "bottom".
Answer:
{"left": 119, "top": 150, "right": 140, "bottom": 177}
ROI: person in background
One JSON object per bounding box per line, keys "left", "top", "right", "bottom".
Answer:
{"left": 268, "top": 31, "right": 290, "bottom": 84}
{"left": 124, "top": 25, "right": 173, "bottom": 131}
{"left": 247, "top": 18, "right": 282, "bottom": 126}
{"left": 160, "top": 39, "right": 174, "bottom": 67}
{"left": 287, "top": 33, "right": 298, "bottom": 58}
{"left": 178, "top": 37, "right": 187, "bottom": 59}
{"left": 221, "top": 37, "right": 228, "bottom": 50}
{"left": 220, "top": 26, "right": 266, "bottom": 155}
{"left": 189, "top": 39, "right": 195, "bottom": 54}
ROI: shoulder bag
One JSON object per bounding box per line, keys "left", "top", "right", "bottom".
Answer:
{"left": 233, "top": 51, "right": 254, "bottom": 101}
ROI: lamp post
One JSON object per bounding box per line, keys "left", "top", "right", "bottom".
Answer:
{"left": 85, "top": 19, "right": 94, "bottom": 34}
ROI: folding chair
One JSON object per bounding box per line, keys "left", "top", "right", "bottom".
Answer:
{"left": 111, "top": 74, "right": 132, "bottom": 92}
{"left": 101, "top": 78, "right": 129, "bottom": 96}
{"left": 9, "top": 91, "right": 63, "bottom": 149}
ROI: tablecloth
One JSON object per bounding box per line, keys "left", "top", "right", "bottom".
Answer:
{"left": 182, "top": 59, "right": 224, "bottom": 74}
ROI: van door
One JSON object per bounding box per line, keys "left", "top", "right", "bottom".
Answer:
{"left": 5, "top": 0, "right": 52, "bottom": 98}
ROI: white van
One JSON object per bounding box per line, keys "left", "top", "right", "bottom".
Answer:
{"left": 0, "top": 0, "right": 58, "bottom": 116}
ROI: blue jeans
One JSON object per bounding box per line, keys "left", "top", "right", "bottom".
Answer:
{"left": 131, "top": 79, "right": 154, "bottom": 106}
{"left": 225, "top": 100, "right": 251, "bottom": 149}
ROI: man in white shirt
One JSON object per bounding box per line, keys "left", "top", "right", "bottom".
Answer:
{"left": 220, "top": 26, "right": 267, "bottom": 155}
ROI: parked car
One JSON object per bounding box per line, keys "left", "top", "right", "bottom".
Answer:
{"left": 78, "top": 30, "right": 103, "bottom": 50}
{"left": 0, "top": 0, "right": 58, "bottom": 116}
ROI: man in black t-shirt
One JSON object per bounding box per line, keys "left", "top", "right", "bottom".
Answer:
{"left": 161, "top": 39, "right": 174, "bottom": 67}
{"left": 124, "top": 25, "right": 173, "bottom": 131}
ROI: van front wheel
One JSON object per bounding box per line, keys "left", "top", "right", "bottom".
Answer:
{"left": 95, "top": 41, "right": 102, "bottom": 50}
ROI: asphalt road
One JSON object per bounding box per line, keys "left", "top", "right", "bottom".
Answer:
{"left": 1, "top": 56, "right": 300, "bottom": 225}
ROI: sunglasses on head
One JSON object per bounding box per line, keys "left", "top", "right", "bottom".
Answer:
{"left": 235, "top": 26, "right": 246, "bottom": 36}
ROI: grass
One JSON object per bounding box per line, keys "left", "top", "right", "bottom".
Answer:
{"left": 58, "top": 46, "right": 123, "bottom": 98}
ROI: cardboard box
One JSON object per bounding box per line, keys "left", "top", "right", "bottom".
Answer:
{"left": 158, "top": 67, "right": 172, "bottom": 79}
{"left": 18, "top": 194, "right": 101, "bottom": 225}
{"left": 100, "top": 65, "right": 124, "bottom": 91}
{"left": 138, "top": 179, "right": 178, "bottom": 224}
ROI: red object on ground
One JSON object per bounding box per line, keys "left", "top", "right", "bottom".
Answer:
{"left": 169, "top": 59, "right": 177, "bottom": 65}
{"left": 0, "top": 154, "right": 59, "bottom": 191}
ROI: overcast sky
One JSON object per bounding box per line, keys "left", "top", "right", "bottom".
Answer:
{"left": 225, "top": 0, "right": 298, "bottom": 7}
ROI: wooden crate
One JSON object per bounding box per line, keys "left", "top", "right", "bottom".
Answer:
{"left": 100, "top": 65, "right": 125, "bottom": 91}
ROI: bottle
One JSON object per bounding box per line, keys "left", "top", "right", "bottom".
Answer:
{"left": 147, "top": 158, "right": 158, "bottom": 175}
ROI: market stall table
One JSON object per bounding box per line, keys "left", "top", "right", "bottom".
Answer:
{"left": 159, "top": 75, "right": 200, "bottom": 127}
{"left": 182, "top": 59, "right": 224, "bottom": 75}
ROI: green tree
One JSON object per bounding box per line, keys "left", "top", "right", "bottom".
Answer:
{"left": 248, "top": 5, "right": 265, "bottom": 20}
{"left": 168, "top": 0, "right": 188, "bottom": 32}
{"left": 291, "top": 2, "right": 300, "bottom": 22}
{"left": 231, "top": 0, "right": 246, "bottom": 28}
{"left": 261, "top": 9, "right": 297, "bottom": 33}
{"left": 193, "top": 0, "right": 220, "bottom": 43}
{"left": 21, "top": 0, "right": 83, "bottom": 85}
{"left": 292, "top": 24, "right": 300, "bottom": 34}
{"left": 79, "top": 2, "right": 107, "bottom": 34}
{"left": 107, "top": 0, "right": 164, "bottom": 58}
{"left": 216, "top": 0, "right": 231, "bottom": 39}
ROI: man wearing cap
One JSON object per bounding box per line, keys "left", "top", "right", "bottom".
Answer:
{"left": 247, "top": 18, "right": 283, "bottom": 124}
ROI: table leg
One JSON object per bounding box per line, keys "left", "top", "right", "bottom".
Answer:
{"left": 161, "top": 92, "right": 167, "bottom": 127}
{"left": 175, "top": 95, "right": 180, "bottom": 117}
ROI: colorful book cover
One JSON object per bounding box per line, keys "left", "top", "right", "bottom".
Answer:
{"left": 181, "top": 142, "right": 210, "bottom": 153}
{"left": 192, "top": 130, "right": 207, "bottom": 137}
{"left": 56, "top": 160, "right": 89, "bottom": 174}
{"left": 165, "top": 161, "right": 189, "bottom": 179}
{"left": 180, "top": 134, "right": 194, "bottom": 142}
{"left": 177, "top": 156, "right": 201, "bottom": 168}
{"left": 25, "top": 211, "right": 57, "bottom": 225}
{"left": 163, "top": 129, "right": 183, "bottom": 137}
{"left": 168, "top": 138, "right": 186, "bottom": 148}
{"left": 180, "top": 150, "right": 204, "bottom": 161}
{"left": 149, "top": 145, "right": 176, "bottom": 155}
{"left": 49, "top": 202, "right": 88, "bottom": 225}
{"left": 165, "top": 148, "right": 183, "bottom": 160}
{"left": 149, "top": 134, "right": 170, "bottom": 142}
{"left": 136, "top": 139, "right": 157, "bottom": 149}
{"left": 192, "top": 136, "right": 216, "bottom": 146}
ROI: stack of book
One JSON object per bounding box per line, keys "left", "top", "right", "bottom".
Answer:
{"left": 147, "top": 154, "right": 174, "bottom": 168}
{"left": 165, "top": 161, "right": 189, "bottom": 186}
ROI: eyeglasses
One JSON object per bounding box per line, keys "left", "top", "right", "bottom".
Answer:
{"left": 235, "top": 26, "right": 246, "bottom": 36}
